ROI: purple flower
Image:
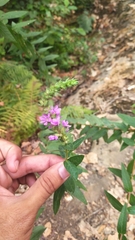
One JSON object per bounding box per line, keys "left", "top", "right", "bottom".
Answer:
{"left": 50, "top": 117, "right": 60, "bottom": 126}
{"left": 48, "top": 135, "right": 58, "bottom": 141}
{"left": 39, "top": 113, "right": 51, "bottom": 125}
{"left": 61, "top": 120, "right": 71, "bottom": 130}
{"left": 50, "top": 105, "right": 61, "bottom": 116}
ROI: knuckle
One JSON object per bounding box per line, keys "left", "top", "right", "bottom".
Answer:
{"left": 39, "top": 175, "right": 56, "bottom": 196}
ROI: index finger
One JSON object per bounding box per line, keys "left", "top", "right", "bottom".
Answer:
{"left": 0, "top": 139, "right": 22, "bottom": 173}
{"left": 3, "top": 154, "right": 64, "bottom": 179}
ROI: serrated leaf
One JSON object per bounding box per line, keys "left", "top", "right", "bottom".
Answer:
{"left": 118, "top": 113, "right": 135, "bottom": 128}
{"left": 92, "top": 128, "right": 107, "bottom": 140}
{"left": 72, "top": 186, "right": 87, "bottom": 204}
{"left": 121, "top": 163, "right": 133, "bottom": 192}
{"left": 0, "top": 0, "right": 9, "bottom": 7}
{"left": 68, "top": 155, "right": 84, "bottom": 166}
{"left": 64, "top": 176, "right": 75, "bottom": 193}
{"left": 64, "top": 161, "right": 81, "bottom": 179}
{"left": 105, "top": 190, "right": 123, "bottom": 211}
{"left": 53, "top": 184, "right": 65, "bottom": 214}
{"left": 109, "top": 168, "right": 122, "bottom": 178}
{"left": 30, "top": 225, "right": 45, "bottom": 240}
{"left": 117, "top": 203, "right": 127, "bottom": 234}
{"left": 72, "top": 137, "right": 85, "bottom": 150}
{"left": 127, "top": 160, "right": 135, "bottom": 175}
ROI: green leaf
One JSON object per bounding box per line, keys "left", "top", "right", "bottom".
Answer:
{"left": 68, "top": 155, "right": 84, "bottom": 166}
{"left": 129, "top": 194, "right": 135, "bottom": 206}
{"left": 107, "top": 130, "right": 122, "bottom": 143}
{"left": 39, "top": 143, "right": 46, "bottom": 154}
{"left": 72, "top": 187, "right": 87, "bottom": 204}
{"left": 109, "top": 168, "right": 122, "bottom": 178}
{"left": 53, "top": 184, "right": 65, "bottom": 214}
{"left": 76, "top": 27, "right": 86, "bottom": 36}
{"left": 117, "top": 204, "right": 127, "bottom": 234}
{"left": 121, "top": 163, "right": 133, "bottom": 192}
{"left": 128, "top": 205, "right": 135, "bottom": 214}
{"left": 120, "top": 142, "right": 128, "bottom": 151}
{"left": 122, "top": 137, "right": 135, "bottom": 146}
{"left": 0, "top": 11, "right": 28, "bottom": 20}
{"left": 0, "top": 22, "right": 15, "bottom": 42}
{"left": 64, "top": 161, "right": 81, "bottom": 179}
{"left": 38, "top": 46, "right": 52, "bottom": 54}
{"left": 0, "top": 0, "right": 9, "bottom": 7}
{"left": 133, "top": 150, "right": 135, "bottom": 159}
{"left": 32, "top": 35, "right": 47, "bottom": 45}
{"left": 59, "top": 145, "right": 66, "bottom": 158}
{"left": 118, "top": 113, "right": 135, "bottom": 128}
{"left": 80, "top": 125, "right": 91, "bottom": 135}
{"left": 92, "top": 128, "right": 107, "bottom": 140}
{"left": 76, "top": 180, "right": 87, "bottom": 191}
{"left": 86, "top": 115, "right": 104, "bottom": 126}
{"left": 72, "top": 137, "right": 85, "bottom": 150}
{"left": 127, "top": 160, "right": 135, "bottom": 175}
{"left": 64, "top": 0, "right": 69, "bottom": 7}
{"left": 44, "top": 54, "right": 58, "bottom": 61}
{"left": 64, "top": 176, "right": 75, "bottom": 193}
{"left": 36, "top": 207, "right": 44, "bottom": 220}
{"left": 84, "top": 126, "right": 99, "bottom": 139}
{"left": 105, "top": 190, "right": 123, "bottom": 212}
{"left": 12, "top": 20, "right": 35, "bottom": 30}
{"left": 30, "top": 225, "right": 45, "bottom": 240}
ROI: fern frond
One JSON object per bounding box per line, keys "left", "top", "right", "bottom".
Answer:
{"left": 0, "top": 62, "right": 41, "bottom": 143}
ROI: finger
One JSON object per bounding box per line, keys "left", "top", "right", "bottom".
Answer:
{"left": 0, "top": 166, "right": 12, "bottom": 189}
{"left": 0, "top": 139, "right": 22, "bottom": 172}
{"left": 3, "top": 154, "right": 64, "bottom": 179}
{"left": 19, "top": 173, "right": 36, "bottom": 187}
{"left": 22, "top": 162, "right": 69, "bottom": 212}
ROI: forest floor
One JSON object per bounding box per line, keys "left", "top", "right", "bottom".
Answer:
{"left": 21, "top": 0, "right": 135, "bottom": 239}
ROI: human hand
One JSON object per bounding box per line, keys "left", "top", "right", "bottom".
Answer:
{"left": 0, "top": 139, "right": 69, "bottom": 240}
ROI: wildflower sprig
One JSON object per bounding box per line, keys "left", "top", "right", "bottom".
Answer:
{"left": 38, "top": 105, "right": 87, "bottom": 213}
{"left": 39, "top": 78, "right": 78, "bottom": 106}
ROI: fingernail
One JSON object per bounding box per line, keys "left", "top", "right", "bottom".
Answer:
{"left": 14, "top": 160, "right": 19, "bottom": 171}
{"left": 58, "top": 164, "right": 69, "bottom": 180}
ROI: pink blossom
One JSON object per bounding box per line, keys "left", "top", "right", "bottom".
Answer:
{"left": 50, "top": 105, "right": 61, "bottom": 116}
{"left": 39, "top": 113, "right": 51, "bottom": 125}
{"left": 48, "top": 135, "right": 58, "bottom": 141}
{"left": 61, "top": 120, "right": 71, "bottom": 130}
{"left": 50, "top": 117, "right": 60, "bottom": 126}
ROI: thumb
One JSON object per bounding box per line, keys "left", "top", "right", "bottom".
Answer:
{"left": 22, "top": 162, "right": 69, "bottom": 212}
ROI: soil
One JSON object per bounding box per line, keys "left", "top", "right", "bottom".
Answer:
{"left": 22, "top": 1, "right": 135, "bottom": 239}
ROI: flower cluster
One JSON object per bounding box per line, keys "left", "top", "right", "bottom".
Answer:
{"left": 39, "top": 105, "right": 71, "bottom": 141}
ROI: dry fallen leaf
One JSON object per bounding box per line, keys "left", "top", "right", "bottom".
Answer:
{"left": 43, "top": 222, "right": 52, "bottom": 237}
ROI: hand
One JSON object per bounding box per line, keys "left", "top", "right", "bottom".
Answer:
{"left": 0, "top": 139, "right": 69, "bottom": 240}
